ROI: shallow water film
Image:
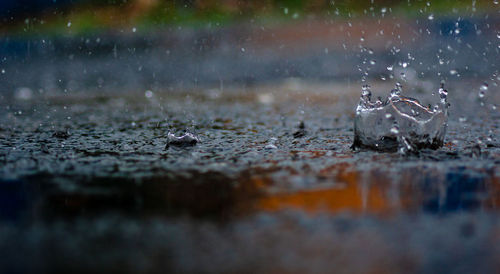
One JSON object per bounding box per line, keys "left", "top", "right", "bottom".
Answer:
{"left": 1, "top": 1, "right": 500, "bottom": 273}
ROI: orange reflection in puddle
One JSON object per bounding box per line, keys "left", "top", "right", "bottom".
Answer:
{"left": 255, "top": 163, "right": 394, "bottom": 215}
{"left": 484, "top": 174, "right": 500, "bottom": 210}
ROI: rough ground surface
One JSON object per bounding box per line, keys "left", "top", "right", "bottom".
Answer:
{"left": 0, "top": 78, "right": 499, "bottom": 273}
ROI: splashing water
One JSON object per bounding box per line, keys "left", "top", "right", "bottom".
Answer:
{"left": 352, "top": 83, "right": 449, "bottom": 153}
{"left": 166, "top": 132, "right": 200, "bottom": 148}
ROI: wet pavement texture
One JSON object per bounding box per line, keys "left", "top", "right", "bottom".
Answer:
{"left": 0, "top": 78, "right": 499, "bottom": 273}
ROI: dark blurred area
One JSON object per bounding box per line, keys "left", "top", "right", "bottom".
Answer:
{"left": 0, "top": 0, "right": 77, "bottom": 18}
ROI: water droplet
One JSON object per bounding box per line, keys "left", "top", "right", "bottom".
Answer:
{"left": 370, "top": 60, "right": 376, "bottom": 65}
{"left": 428, "top": 14, "right": 434, "bottom": 20}
{"left": 390, "top": 127, "right": 399, "bottom": 134}
{"left": 145, "top": 90, "right": 154, "bottom": 98}
{"left": 402, "top": 62, "right": 408, "bottom": 68}
{"left": 387, "top": 65, "right": 393, "bottom": 71}
{"left": 480, "top": 82, "right": 488, "bottom": 91}
{"left": 390, "top": 89, "right": 400, "bottom": 99}
{"left": 361, "top": 84, "right": 372, "bottom": 97}
{"left": 478, "top": 91, "right": 485, "bottom": 98}
{"left": 449, "top": 69, "right": 457, "bottom": 75}
{"left": 167, "top": 132, "right": 200, "bottom": 147}
{"left": 1, "top": 69, "right": 4, "bottom": 74}
{"left": 385, "top": 113, "right": 392, "bottom": 118}
{"left": 459, "top": 116, "right": 467, "bottom": 122}
{"left": 265, "top": 144, "right": 278, "bottom": 149}
{"left": 284, "top": 7, "right": 289, "bottom": 14}
{"left": 241, "top": 47, "right": 245, "bottom": 52}
{"left": 381, "top": 7, "right": 387, "bottom": 13}
{"left": 132, "top": 27, "right": 137, "bottom": 33}
{"left": 14, "top": 87, "right": 33, "bottom": 100}
{"left": 67, "top": 21, "right": 71, "bottom": 27}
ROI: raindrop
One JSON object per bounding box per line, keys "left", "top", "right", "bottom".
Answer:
{"left": 265, "top": 137, "right": 278, "bottom": 149}
{"left": 387, "top": 65, "right": 393, "bottom": 71}
{"left": 265, "top": 144, "right": 278, "bottom": 150}
{"left": 438, "top": 83, "right": 448, "bottom": 104}
{"left": 132, "top": 27, "right": 137, "bottom": 33}
{"left": 390, "top": 126, "right": 399, "bottom": 134}
{"left": 402, "top": 62, "right": 408, "bottom": 68}
{"left": 241, "top": 47, "right": 245, "bottom": 52}
{"left": 67, "top": 21, "right": 71, "bottom": 27}
{"left": 361, "top": 84, "right": 372, "bottom": 98}
{"left": 478, "top": 91, "right": 485, "bottom": 98}
{"left": 381, "top": 7, "right": 387, "bottom": 13}
{"left": 166, "top": 132, "right": 200, "bottom": 148}
{"left": 449, "top": 69, "right": 458, "bottom": 75}
{"left": 459, "top": 116, "right": 467, "bottom": 122}
{"left": 390, "top": 82, "right": 402, "bottom": 97}
{"left": 14, "top": 87, "right": 33, "bottom": 100}
{"left": 428, "top": 14, "right": 434, "bottom": 20}
{"left": 480, "top": 82, "right": 488, "bottom": 91}
{"left": 145, "top": 90, "right": 154, "bottom": 98}
{"left": 1, "top": 69, "right": 4, "bottom": 74}
{"left": 370, "top": 60, "right": 376, "bottom": 65}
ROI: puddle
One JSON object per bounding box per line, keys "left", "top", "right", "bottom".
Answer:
{"left": 0, "top": 81, "right": 498, "bottom": 273}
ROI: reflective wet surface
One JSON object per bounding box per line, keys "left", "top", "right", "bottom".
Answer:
{"left": 1, "top": 81, "right": 498, "bottom": 218}
{"left": 0, "top": 79, "right": 499, "bottom": 272}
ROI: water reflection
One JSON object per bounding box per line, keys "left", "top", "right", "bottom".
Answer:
{"left": 256, "top": 163, "right": 392, "bottom": 214}
{"left": 1, "top": 161, "right": 498, "bottom": 223}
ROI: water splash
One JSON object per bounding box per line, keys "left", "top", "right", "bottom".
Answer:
{"left": 352, "top": 83, "right": 449, "bottom": 153}
{"left": 166, "top": 132, "right": 200, "bottom": 148}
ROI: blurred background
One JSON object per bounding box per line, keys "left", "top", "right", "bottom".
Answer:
{"left": 1, "top": 0, "right": 499, "bottom": 94}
